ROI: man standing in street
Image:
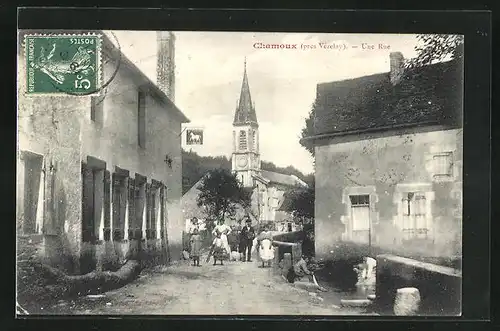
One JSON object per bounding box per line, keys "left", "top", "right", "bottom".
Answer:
{"left": 239, "top": 217, "right": 255, "bottom": 262}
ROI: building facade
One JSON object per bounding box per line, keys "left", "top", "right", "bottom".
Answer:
{"left": 305, "top": 52, "right": 463, "bottom": 264}
{"left": 17, "top": 31, "right": 189, "bottom": 275}
{"left": 231, "top": 60, "right": 307, "bottom": 224}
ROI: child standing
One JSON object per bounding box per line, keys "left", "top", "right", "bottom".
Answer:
{"left": 207, "top": 231, "right": 226, "bottom": 265}
{"left": 189, "top": 228, "right": 202, "bottom": 267}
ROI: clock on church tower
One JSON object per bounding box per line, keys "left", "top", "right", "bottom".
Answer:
{"left": 236, "top": 155, "right": 248, "bottom": 169}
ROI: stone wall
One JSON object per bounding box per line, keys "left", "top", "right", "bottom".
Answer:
{"left": 375, "top": 254, "right": 461, "bottom": 315}
{"left": 17, "top": 49, "right": 84, "bottom": 274}
{"left": 17, "top": 35, "right": 187, "bottom": 276}
{"left": 314, "top": 126, "right": 463, "bottom": 263}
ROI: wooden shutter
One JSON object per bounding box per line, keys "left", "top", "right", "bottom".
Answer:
{"left": 103, "top": 170, "right": 111, "bottom": 241}
{"left": 81, "top": 163, "right": 95, "bottom": 243}
{"left": 112, "top": 173, "right": 121, "bottom": 241}
{"left": 145, "top": 183, "right": 152, "bottom": 239}
{"left": 160, "top": 185, "right": 165, "bottom": 239}
{"left": 135, "top": 184, "right": 142, "bottom": 240}
{"left": 151, "top": 186, "right": 157, "bottom": 239}
{"left": 128, "top": 178, "right": 135, "bottom": 239}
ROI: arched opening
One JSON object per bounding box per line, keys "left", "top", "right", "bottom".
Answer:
{"left": 239, "top": 130, "right": 247, "bottom": 150}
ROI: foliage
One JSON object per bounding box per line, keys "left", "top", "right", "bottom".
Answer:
{"left": 284, "top": 177, "right": 315, "bottom": 221}
{"left": 405, "top": 34, "right": 464, "bottom": 69}
{"left": 196, "top": 168, "right": 251, "bottom": 228}
{"left": 299, "top": 99, "right": 318, "bottom": 159}
{"left": 182, "top": 150, "right": 231, "bottom": 194}
{"left": 182, "top": 149, "right": 313, "bottom": 194}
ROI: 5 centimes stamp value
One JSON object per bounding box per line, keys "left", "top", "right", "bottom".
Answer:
{"left": 24, "top": 33, "right": 102, "bottom": 96}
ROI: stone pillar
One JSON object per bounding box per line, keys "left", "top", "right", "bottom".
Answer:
{"left": 282, "top": 252, "right": 292, "bottom": 277}
{"left": 292, "top": 244, "right": 302, "bottom": 265}
{"left": 273, "top": 246, "right": 280, "bottom": 274}
{"left": 394, "top": 287, "right": 421, "bottom": 316}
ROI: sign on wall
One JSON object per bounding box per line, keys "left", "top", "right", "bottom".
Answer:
{"left": 186, "top": 129, "right": 204, "bottom": 145}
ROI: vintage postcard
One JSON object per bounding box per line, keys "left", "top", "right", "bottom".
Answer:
{"left": 16, "top": 29, "right": 463, "bottom": 316}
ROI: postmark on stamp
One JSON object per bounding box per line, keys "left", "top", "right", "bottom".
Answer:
{"left": 24, "top": 33, "right": 102, "bottom": 96}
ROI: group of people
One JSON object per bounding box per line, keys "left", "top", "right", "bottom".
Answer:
{"left": 187, "top": 216, "right": 276, "bottom": 267}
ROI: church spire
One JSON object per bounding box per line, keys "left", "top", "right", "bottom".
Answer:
{"left": 233, "top": 58, "right": 258, "bottom": 127}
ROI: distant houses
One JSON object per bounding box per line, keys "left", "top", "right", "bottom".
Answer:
{"left": 303, "top": 52, "right": 463, "bottom": 264}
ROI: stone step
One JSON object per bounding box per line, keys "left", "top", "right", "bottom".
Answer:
{"left": 340, "top": 299, "right": 372, "bottom": 308}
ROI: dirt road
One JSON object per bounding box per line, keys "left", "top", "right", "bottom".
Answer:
{"left": 40, "top": 253, "right": 371, "bottom": 315}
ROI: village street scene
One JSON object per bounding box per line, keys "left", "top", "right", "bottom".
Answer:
{"left": 16, "top": 30, "right": 463, "bottom": 316}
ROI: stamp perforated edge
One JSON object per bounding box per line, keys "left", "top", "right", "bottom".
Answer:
{"left": 22, "top": 32, "right": 103, "bottom": 97}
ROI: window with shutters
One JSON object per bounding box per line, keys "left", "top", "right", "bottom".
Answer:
{"left": 127, "top": 178, "right": 136, "bottom": 240}
{"left": 82, "top": 163, "right": 96, "bottom": 243}
{"left": 401, "top": 192, "right": 429, "bottom": 239}
{"left": 160, "top": 185, "right": 166, "bottom": 240}
{"left": 103, "top": 170, "right": 111, "bottom": 241}
{"left": 20, "top": 151, "right": 45, "bottom": 235}
{"left": 146, "top": 183, "right": 157, "bottom": 240}
{"left": 134, "top": 181, "right": 145, "bottom": 240}
{"left": 432, "top": 152, "right": 453, "bottom": 179}
{"left": 138, "top": 90, "right": 146, "bottom": 148}
{"left": 112, "top": 174, "right": 127, "bottom": 241}
{"left": 81, "top": 160, "right": 106, "bottom": 243}
{"left": 239, "top": 130, "right": 247, "bottom": 150}
{"left": 90, "top": 96, "right": 103, "bottom": 123}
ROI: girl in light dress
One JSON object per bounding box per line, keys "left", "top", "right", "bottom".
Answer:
{"left": 206, "top": 230, "right": 227, "bottom": 265}
{"left": 257, "top": 225, "right": 275, "bottom": 268}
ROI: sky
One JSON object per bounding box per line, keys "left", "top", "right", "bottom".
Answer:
{"left": 108, "top": 31, "right": 421, "bottom": 175}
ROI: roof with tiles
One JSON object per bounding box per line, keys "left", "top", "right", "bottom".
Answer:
{"left": 313, "top": 56, "right": 463, "bottom": 137}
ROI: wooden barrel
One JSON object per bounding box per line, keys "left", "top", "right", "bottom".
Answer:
{"left": 393, "top": 287, "right": 421, "bottom": 316}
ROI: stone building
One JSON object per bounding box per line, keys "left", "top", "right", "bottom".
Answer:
{"left": 231, "top": 60, "right": 308, "bottom": 224}
{"left": 16, "top": 30, "right": 189, "bottom": 274}
{"left": 303, "top": 52, "right": 463, "bottom": 264}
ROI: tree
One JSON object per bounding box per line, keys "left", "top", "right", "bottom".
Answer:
{"left": 286, "top": 182, "right": 315, "bottom": 221}
{"left": 405, "top": 34, "right": 464, "bottom": 69}
{"left": 196, "top": 168, "right": 251, "bottom": 230}
{"left": 299, "top": 99, "right": 318, "bottom": 159}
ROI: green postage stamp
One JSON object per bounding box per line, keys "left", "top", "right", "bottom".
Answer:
{"left": 24, "top": 33, "right": 102, "bottom": 96}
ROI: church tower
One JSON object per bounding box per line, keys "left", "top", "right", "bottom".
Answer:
{"left": 232, "top": 58, "right": 260, "bottom": 188}
{"left": 156, "top": 31, "right": 176, "bottom": 102}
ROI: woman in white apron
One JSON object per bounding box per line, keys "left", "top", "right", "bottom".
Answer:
{"left": 212, "top": 219, "right": 231, "bottom": 255}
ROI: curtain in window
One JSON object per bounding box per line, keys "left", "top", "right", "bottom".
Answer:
{"left": 402, "top": 192, "right": 428, "bottom": 239}
{"left": 351, "top": 205, "right": 370, "bottom": 231}
{"left": 434, "top": 153, "right": 453, "bottom": 176}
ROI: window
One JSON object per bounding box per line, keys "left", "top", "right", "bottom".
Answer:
{"left": 252, "top": 131, "right": 257, "bottom": 151}
{"left": 82, "top": 163, "right": 97, "bottom": 243}
{"left": 146, "top": 183, "right": 157, "bottom": 240}
{"left": 433, "top": 152, "right": 453, "bottom": 177}
{"left": 81, "top": 159, "right": 106, "bottom": 243}
{"left": 112, "top": 174, "right": 127, "bottom": 241}
{"left": 349, "top": 195, "right": 370, "bottom": 231}
{"left": 160, "top": 185, "right": 166, "bottom": 239}
{"left": 133, "top": 179, "right": 146, "bottom": 240}
{"left": 239, "top": 130, "right": 247, "bottom": 150}
{"left": 401, "top": 192, "right": 428, "bottom": 239}
{"left": 138, "top": 91, "right": 146, "bottom": 148}
{"left": 21, "top": 152, "right": 44, "bottom": 235}
{"left": 90, "top": 96, "right": 103, "bottom": 123}
{"left": 103, "top": 170, "right": 111, "bottom": 241}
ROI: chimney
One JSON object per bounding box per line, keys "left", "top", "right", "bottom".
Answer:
{"left": 156, "top": 31, "right": 176, "bottom": 102}
{"left": 389, "top": 52, "right": 405, "bottom": 85}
